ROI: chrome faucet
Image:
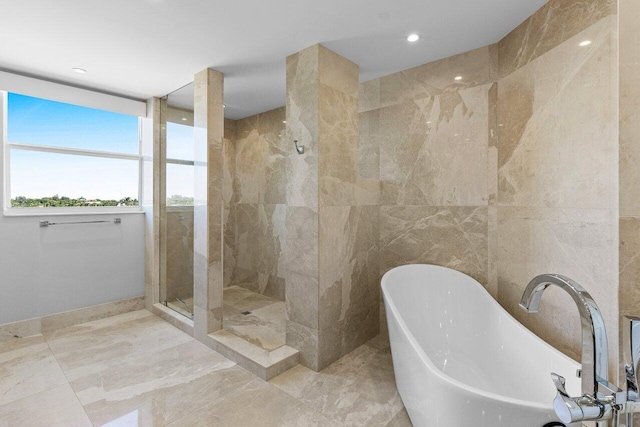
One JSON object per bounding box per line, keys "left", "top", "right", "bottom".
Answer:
{"left": 520, "top": 274, "right": 609, "bottom": 398}
{"left": 519, "top": 274, "right": 640, "bottom": 426}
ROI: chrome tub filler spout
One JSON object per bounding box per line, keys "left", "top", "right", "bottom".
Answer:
{"left": 520, "top": 274, "right": 640, "bottom": 426}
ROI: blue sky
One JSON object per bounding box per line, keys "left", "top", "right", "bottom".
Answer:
{"left": 8, "top": 93, "right": 138, "bottom": 153}
{"left": 7, "top": 93, "right": 193, "bottom": 201}
{"left": 8, "top": 93, "right": 139, "bottom": 200}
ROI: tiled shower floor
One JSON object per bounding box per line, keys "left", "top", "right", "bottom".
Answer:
{"left": 222, "top": 286, "right": 286, "bottom": 351}
{"left": 165, "top": 287, "right": 286, "bottom": 352}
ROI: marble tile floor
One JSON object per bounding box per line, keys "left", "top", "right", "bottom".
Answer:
{"left": 222, "top": 286, "right": 286, "bottom": 352}
{"left": 0, "top": 309, "right": 410, "bottom": 426}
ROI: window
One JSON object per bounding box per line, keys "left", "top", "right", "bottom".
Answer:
{"left": 166, "top": 119, "right": 194, "bottom": 206}
{"left": 3, "top": 92, "right": 141, "bottom": 212}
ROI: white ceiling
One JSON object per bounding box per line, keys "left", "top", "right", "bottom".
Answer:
{"left": 0, "top": 0, "right": 548, "bottom": 119}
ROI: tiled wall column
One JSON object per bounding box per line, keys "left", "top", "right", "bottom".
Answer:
{"left": 158, "top": 99, "right": 168, "bottom": 305}
{"left": 193, "top": 68, "right": 225, "bottom": 338}
{"left": 285, "top": 45, "right": 321, "bottom": 370}
{"left": 317, "top": 46, "right": 379, "bottom": 370}
{"left": 142, "top": 97, "right": 162, "bottom": 310}
{"left": 286, "top": 44, "right": 378, "bottom": 371}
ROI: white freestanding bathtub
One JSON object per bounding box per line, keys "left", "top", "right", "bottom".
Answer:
{"left": 382, "top": 264, "right": 582, "bottom": 427}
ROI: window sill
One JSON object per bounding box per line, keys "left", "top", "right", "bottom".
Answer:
{"left": 3, "top": 207, "right": 146, "bottom": 217}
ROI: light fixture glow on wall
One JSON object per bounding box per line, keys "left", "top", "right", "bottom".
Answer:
{"left": 454, "top": 76, "right": 462, "bottom": 81}
{"left": 72, "top": 68, "right": 87, "bottom": 74}
{"left": 579, "top": 40, "right": 592, "bottom": 47}
{"left": 407, "top": 34, "right": 421, "bottom": 42}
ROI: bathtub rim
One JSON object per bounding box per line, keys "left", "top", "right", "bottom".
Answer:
{"left": 381, "top": 263, "right": 580, "bottom": 411}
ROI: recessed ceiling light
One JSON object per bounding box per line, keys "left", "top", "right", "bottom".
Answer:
{"left": 454, "top": 76, "right": 462, "bottom": 81}
{"left": 181, "top": 117, "right": 187, "bottom": 121}
{"left": 282, "top": 120, "right": 286, "bottom": 124}
{"left": 72, "top": 68, "right": 87, "bottom": 74}
{"left": 407, "top": 34, "right": 420, "bottom": 43}
{"left": 579, "top": 40, "right": 592, "bottom": 47}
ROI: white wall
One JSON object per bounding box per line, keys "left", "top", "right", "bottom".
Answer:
{"left": 0, "top": 213, "right": 145, "bottom": 324}
{"left": 0, "top": 92, "right": 145, "bottom": 325}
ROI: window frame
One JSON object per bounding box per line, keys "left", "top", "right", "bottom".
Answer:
{"left": 1, "top": 91, "right": 144, "bottom": 216}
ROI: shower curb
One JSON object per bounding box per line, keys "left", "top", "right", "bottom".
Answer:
{"left": 203, "top": 330, "right": 299, "bottom": 380}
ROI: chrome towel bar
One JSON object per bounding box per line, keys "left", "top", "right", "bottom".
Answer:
{"left": 39, "top": 218, "right": 121, "bottom": 227}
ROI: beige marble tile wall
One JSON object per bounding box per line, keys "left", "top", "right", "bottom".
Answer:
{"left": 356, "top": 0, "right": 620, "bottom": 374}
{"left": 360, "top": 46, "right": 496, "bottom": 292}
{"left": 286, "top": 45, "right": 379, "bottom": 371}
{"left": 226, "top": 108, "right": 287, "bottom": 301}
{"left": 165, "top": 209, "right": 194, "bottom": 302}
{"left": 497, "top": 0, "right": 616, "bottom": 80}
{"left": 496, "top": 0, "right": 618, "bottom": 368}
{"left": 620, "top": 0, "right": 640, "bottom": 397}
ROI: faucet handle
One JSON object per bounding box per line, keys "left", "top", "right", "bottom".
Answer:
{"left": 551, "top": 372, "right": 567, "bottom": 393}
{"left": 626, "top": 364, "right": 639, "bottom": 402}
{"left": 597, "top": 378, "right": 627, "bottom": 405}
{"left": 624, "top": 316, "right": 640, "bottom": 402}
{"left": 551, "top": 373, "right": 585, "bottom": 424}
{"left": 551, "top": 372, "right": 583, "bottom": 423}
{"left": 551, "top": 373, "right": 615, "bottom": 423}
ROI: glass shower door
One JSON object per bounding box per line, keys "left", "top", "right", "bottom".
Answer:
{"left": 161, "top": 83, "right": 195, "bottom": 319}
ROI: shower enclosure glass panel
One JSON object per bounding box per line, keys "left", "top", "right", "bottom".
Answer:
{"left": 161, "top": 83, "right": 195, "bottom": 319}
